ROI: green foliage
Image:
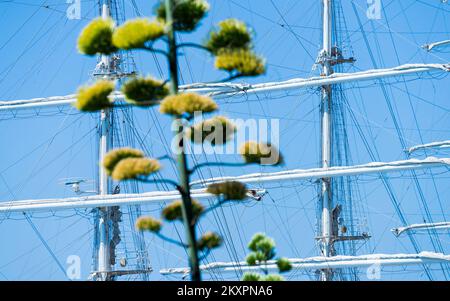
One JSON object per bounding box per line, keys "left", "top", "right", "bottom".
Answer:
{"left": 240, "top": 141, "right": 283, "bottom": 165}
{"left": 113, "top": 18, "right": 165, "bottom": 50}
{"left": 77, "top": 18, "right": 117, "bottom": 55}
{"left": 248, "top": 233, "right": 275, "bottom": 261}
{"left": 242, "top": 273, "right": 262, "bottom": 281}
{"left": 254, "top": 251, "right": 267, "bottom": 262}
{"left": 263, "top": 274, "right": 285, "bottom": 281}
{"left": 276, "top": 258, "right": 292, "bottom": 273}
{"left": 111, "top": 158, "right": 161, "bottom": 181}
{"left": 197, "top": 232, "right": 222, "bottom": 251}
{"left": 215, "top": 49, "right": 265, "bottom": 76}
{"left": 206, "top": 19, "right": 251, "bottom": 54}
{"left": 189, "top": 116, "right": 236, "bottom": 145}
{"left": 248, "top": 233, "right": 266, "bottom": 252}
{"left": 156, "top": 0, "right": 209, "bottom": 32}
{"left": 122, "top": 77, "right": 169, "bottom": 106}
{"left": 206, "top": 181, "right": 247, "bottom": 201}
{"left": 75, "top": 80, "right": 114, "bottom": 112}
{"left": 159, "top": 93, "right": 218, "bottom": 116}
{"left": 242, "top": 233, "right": 288, "bottom": 282}
{"left": 135, "top": 216, "right": 162, "bottom": 232}
{"left": 162, "top": 199, "right": 204, "bottom": 222}
{"left": 103, "top": 148, "right": 145, "bottom": 175}
{"left": 246, "top": 253, "right": 258, "bottom": 266}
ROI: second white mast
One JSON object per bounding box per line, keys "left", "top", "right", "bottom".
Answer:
{"left": 95, "top": 3, "right": 113, "bottom": 281}
{"left": 320, "top": 0, "right": 334, "bottom": 281}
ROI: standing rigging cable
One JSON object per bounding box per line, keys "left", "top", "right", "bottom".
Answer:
{"left": 23, "top": 212, "right": 68, "bottom": 279}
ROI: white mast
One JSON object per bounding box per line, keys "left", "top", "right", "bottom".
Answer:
{"left": 320, "top": 0, "right": 334, "bottom": 281}
{"left": 94, "top": 3, "right": 113, "bottom": 281}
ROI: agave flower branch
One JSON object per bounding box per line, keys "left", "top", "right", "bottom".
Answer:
{"left": 188, "top": 142, "right": 283, "bottom": 175}
{"left": 135, "top": 177, "right": 184, "bottom": 194}
{"left": 73, "top": 0, "right": 278, "bottom": 282}
{"left": 199, "top": 195, "right": 236, "bottom": 217}
{"left": 189, "top": 162, "right": 249, "bottom": 175}
{"left": 155, "top": 232, "right": 189, "bottom": 248}
{"left": 155, "top": 154, "right": 177, "bottom": 164}
{"left": 137, "top": 45, "right": 169, "bottom": 57}
{"left": 177, "top": 42, "right": 212, "bottom": 53}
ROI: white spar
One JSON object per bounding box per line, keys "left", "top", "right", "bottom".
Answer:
{"left": 182, "top": 63, "right": 450, "bottom": 97}
{"left": 422, "top": 40, "right": 450, "bottom": 52}
{"left": 0, "top": 157, "right": 448, "bottom": 213}
{"left": 0, "top": 63, "right": 449, "bottom": 111}
{"left": 0, "top": 92, "right": 125, "bottom": 111}
{"left": 0, "top": 188, "right": 266, "bottom": 213}
{"left": 190, "top": 157, "right": 450, "bottom": 187}
{"left": 160, "top": 252, "right": 450, "bottom": 275}
{"left": 392, "top": 222, "right": 450, "bottom": 237}
{"left": 407, "top": 140, "right": 450, "bottom": 154}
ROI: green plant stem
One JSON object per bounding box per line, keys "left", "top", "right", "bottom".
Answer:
{"left": 155, "top": 154, "right": 177, "bottom": 164}
{"left": 136, "top": 177, "right": 183, "bottom": 191}
{"left": 139, "top": 46, "right": 169, "bottom": 57}
{"left": 165, "top": 0, "right": 201, "bottom": 282}
{"left": 155, "top": 232, "right": 188, "bottom": 248}
{"left": 201, "top": 201, "right": 225, "bottom": 216}
{"left": 177, "top": 42, "right": 211, "bottom": 53}
{"left": 219, "top": 73, "right": 245, "bottom": 82}
{"left": 190, "top": 161, "right": 254, "bottom": 175}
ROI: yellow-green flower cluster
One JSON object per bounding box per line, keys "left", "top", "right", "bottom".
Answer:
{"left": 160, "top": 93, "right": 218, "bottom": 116}
{"left": 102, "top": 147, "right": 160, "bottom": 181}
{"left": 113, "top": 18, "right": 165, "bottom": 49}
{"left": 156, "top": 0, "right": 209, "bottom": 32}
{"left": 135, "top": 216, "right": 162, "bottom": 232}
{"left": 75, "top": 80, "right": 114, "bottom": 112}
{"left": 206, "top": 16, "right": 265, "bottom": 77}
{"left": 77, "top": 18, "right": 117, "bottom": 55}
{"left": 112, "top": 157, "right": 160, "bottom": 181}
{"left": 206, "top": 181, "right": 247, "bottom": 200}
{"left": 239, "top": 141, "right": 283, "bottom": 165}
{"left": 206, "top": 19, "right": 251, "bottom": 54}
{"left": 215, "top": 49, "right": 265, "bottom": 76}
{"left": 103, "top": 148, "right": 144, "bottom": 175}
{"left": 197, "top": 232, "right": 222, "bottom": 251}
{"left": 162, "top": 199, "right": 204, "bottom": 222}
{"left": 189, "top": 116, "right": 236, "bottom": 145}
{"left": 122, "top": 77, "right": 169, "bottom": 106}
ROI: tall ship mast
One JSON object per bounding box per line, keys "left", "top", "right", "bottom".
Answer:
{"left": 0, "top": 0, "right": 449, "bottom": 281}
{"left": 91, "top": 1, "right": 150, "bottom": 281}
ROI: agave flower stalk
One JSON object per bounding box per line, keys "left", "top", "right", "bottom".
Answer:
{"left": 164, "top": 0, "right": 201, "bottom": 281}
{"left": 74, "top": 0, "right": 278, "bottom": 282}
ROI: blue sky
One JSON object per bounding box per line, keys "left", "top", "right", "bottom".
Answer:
{"left": 0, "top": 0, "right": 449, "bottom": 281}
